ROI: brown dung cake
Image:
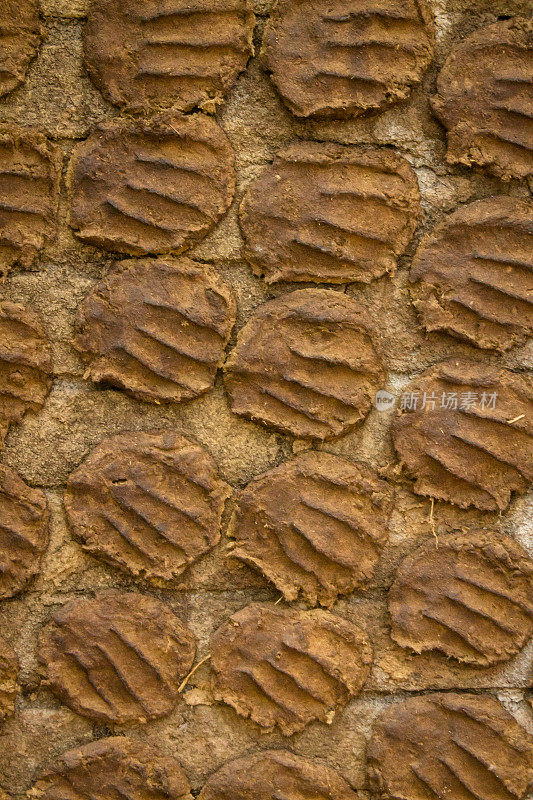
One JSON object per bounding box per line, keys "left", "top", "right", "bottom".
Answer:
{"left": 198, "top": 750, "right": 359, "bottom": 800}
{"left": 38, "top": 590, "right": 196, "bottom": 724}
{"left": 0, "top": 635, "right": 19, "bottom": 721}
{"left": 432, "top": 17, "right": 533, "bottom": 181}
{"left": 83, "top": 0, "right": 255, "bottom": 113}
{"left": 367, "top": 693, "right": 533, "bottom": 800}
{"left": 68, "top": 112, "right": 235, "bottom": 256}
{"left": 261, "top": 0, "right": 435, "bottom": 118}
{"left": 210, "top": 602, "right": 372, "bottom": 735}
{"left": 392, "top": 359, "right": 533, "bottom": 511}
{"left": 410, "top": 196, "right": 533, "bottom": 351}
{"left": 389, "top": 530, "right": 533, "bottom": 666}
{"left": 239, "top": 141, "right": 421, "bottom": 284}
{"left": 27, "top": 737, "right": 194, "bottom": 800}
{"left": 228, "top": 451, "right": 393, "bottom": 607}
{"left": 74, "top": 257, "right": 236, "bottom": 404}
{"left": 64, "top": 430, "right": 231, "bottom": 583}
{"left": 0, "top": 0, "right": 41, "bottom": 98}
{"left": 0, "top": 125, "right": 60, "bottom": 275}
{"left": 0, "top": 464, "right": 49, "bottom": 599}
{"left": 0, "top": 301, "right": 53, "bottom": 445}
{"left": 224, "top": 289, "right": 384, "bottom": 440}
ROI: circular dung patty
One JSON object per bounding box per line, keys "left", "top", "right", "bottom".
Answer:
{"left": 38, "top": 590, "right": 196, "bottom": 724}
{"left": 391, "top": 359, "right": 533, "bottom": 511}
{"left": 0, "top": 301, "right": 53, "bottom": 446}
{"left": 229, "top": 451, "right": 392, "bottom": 607}
{"left": 27, "top": 736, "right": 193, "bottom": 800}
{"left": 261, "top": 0, "right": 434, "bottom": 119}
{"left": 74, "top": 257, "right": 236, "bottom": 404}
{"left": 83, "top": 0, "right": 254, "bottom": 113}
{"left": 389, "top": 530, "right": 533, "bottom": 666}
{"left": 0, "top": 464, "right": 49, "bottom": 599}
{"left": 0, "top": 0, "right": 41, "bottom": 98}
{"left": 431, "top": 17, "right": 533, "bottom": 181}
{"left": 198, "top": 750, "right": 359, "bottom": 800}
{"left": 410, "top": 196, "right": 533, "bottom": 352}
{"left": 223, "top": 289, "right": 385, "bottom": 440}
{"left": 210, "top": 601, "right": 372, "bottom": 735}
{"left": 239, "top": 141, "right": 421, "bottom": 284}
{"left": 0, "top": 125, "right": 60, "bottom": 276}
{"left": 65, "top": 430, "right": 231, "bottom": 583}
{"left": 68, "top": 112, "right": 235, "bottom": 256}
{"left": 0, "top": 635, "right": 19, "bottom": 721}
{"left": 367, "top": 693, "right": 533, "bottom": 800}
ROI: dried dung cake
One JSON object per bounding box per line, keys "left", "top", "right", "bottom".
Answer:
{"left": 0, "top": 636, "right": 19, "bottom": 721}
{"left": 0, "top": 0, "right": 41, "bottom": 98}
{"left": 210, "top": 602, "right": 372, "bottom": 735}
{"left": 65, "top": 430, "right": 231, "bottom": 584}
{"left": 240, "top": 141, "right": 421, "bottom": 284}
{"left": 74, "top": 257, "right": 236, "bottom": 404}
{"left": 83, "top": 0, "right": 254, "bottom": 113}
{"left": 38, "top": 590, "right": 196, "bottom": 724}
{"left": 262, "top": 0, "right": 434, "bottom": 118}
{"left": 410, "top": 196, "right": 533, "bottom": 351}
{"left": 224, "top": 289, "right": 384, "bottom": 440}
{"left": 229, "top": 450, "right": 392, "bottom": 607}
{"left": 68, "top": 113, "right": 235, "bottom": 256}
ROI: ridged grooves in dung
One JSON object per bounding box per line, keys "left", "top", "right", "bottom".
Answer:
{"left": 210, "top": 602, "right": 372, "bottom": 735}
{"left": 198, "top": 750, "right": 359, "bottom": 800}
{"left": 392, "top": 359, "right": 533, "bottom": 511}
{"left": 389, "top": 530, "right": 533, "bottom": 665}
{"left": 0, "top": 125, "right": 60, "bottom": 275}
{"left": 0, "top": 301, "right": 53, "bottom": 445}
{"left": 229, "top": 451, "right": 392, "bottom": 606}
{"left": 28, "top": 737, "right": 193, "bottom": 800}
{"left": 0, "top": 464, "right": 49, "bottom": 598}
{"left": 410, "top": 196, "right": 533, "bottom": 351}
{"left": 262, "top": 0, "right": 434, "bottom": 118}
{"left": 432, "top": 17, "right": 533, "bottom": 180}
{"left": 68, "top": 113, "right": 235, "bottom": 256}
{"left": 38, "top": 590, "right": 196, "bottom": 723}
{"left": 84, "top": 0, "right": 254, "bottom": 112}
{"left": 368, "top": 693, "right": 532, "bottom": 800}
{"left": 240, "top": 141, "right": 421, "bottom": 284}
{"left": 224, "top": 289, "right": 384, "bottom": 440}
{"left": 65, "top": 430, "right": 231, "bottom": 583}
{"left": 74, "top": 257, "right": 236, "bottom": 403}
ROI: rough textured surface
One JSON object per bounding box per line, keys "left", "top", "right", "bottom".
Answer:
{"left": 410, "top": 196, "right": 533, "bottom": 351}
{"left": 198, "top": 750, "right": 360, "bottom": 800}
{"left": 224, "top": 289, "right": 384, "bottom": 440}
{"left": 392, "top": 359, "right": 533, "bottom": 511}
{"left": 389, "top": 530, "right": 533, "bottom": 666}
{"left": 27, "top": 736, "right": 193, "bottom": 800}
{"left": 0, "top": 634, "right": 19, "bottom": 721}
{"left": 0, "top": 1, "right": 532, "bottom": 796}
{"left": 65, "top": 430, "right": 231, "bottom": 584}
{"left": 38, "top": 590, "right": 196, "bottom": 724}
{"left": 261, "top": 0, "right": 435, "bottom": 119}
{"left": 229, "top": 451, "right": 393, "bottom": 607}
{"left": 432, "top": 17, "right": 533, "bottom": 181}
{"left": 210, "top": 602, "right": 372, "bottom": 735}
{"left": 74, "top": 257, "right": 237, "bottom": 404}
{"left": 0, "top": 0, "right": 41, "bottom": 98}
{"left": 0, "top": 125, "right": 60, "bottom": 275}
{"left": 239, "top": 141, "right": 421, "bottom": 284}
{"left": 0, "top": 464, "right": 49, "bottom": 599}
{"left": 68, "top": 113, "right": 235, "bottom": 256}
{"left": 367, "top": 693, "right": 533, "bottom": 800}
{"left": 0, "top": 301, "right": 53, "bottom": 446}
{"left": 83, "top": 0, "right": 255, "bottom": 114}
